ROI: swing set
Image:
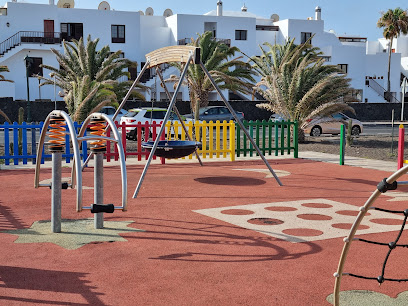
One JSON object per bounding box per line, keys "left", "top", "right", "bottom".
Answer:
{"left": 110, "top": 45, "right": 283, "bottom": 198}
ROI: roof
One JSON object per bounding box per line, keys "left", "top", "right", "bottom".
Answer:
{"left": 204, "top": 9, "right": 265, "bottom": 19}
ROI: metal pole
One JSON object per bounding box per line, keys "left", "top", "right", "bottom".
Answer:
{"left": 54, "top": 75, "right": 57, "bottom": 110}
{"left": 132, "top": 54, "right": 194, "bottom": 198}
{"left": 51, "top": 152, "right": 62, "bottom": 233}
{"left": 391, "top": 109, "right": 395, "bottom": 154}
{"left": 156, "top": 66, "right": 203, "bottom": 166}
{"left": 26, "top": 66, "right": 31, "bottom": 122}
{"left": 401, "top": 77, "right": 407, "bottom": 121}
{"left": 112, "top": 61, "right": 150, "bottom": 123}
{"left": 340, "top": 124, "right": 345, "bottom": 165}
{"left": 198, "top": 61, "right": 282, "bottom": 186}
{"left": 94, "top": 153, "right": 104, "bottom": 229}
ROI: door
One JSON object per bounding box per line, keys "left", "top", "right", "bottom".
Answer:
{"left": 44, "top": 20, "right": 54, "bottom": 38}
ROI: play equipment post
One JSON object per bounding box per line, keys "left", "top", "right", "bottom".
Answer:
{"left": 340, "top": 124, "right": 345, "bottom": 165}
{"left": 398, "top": 124, "right": 405, "bottom": 169}
{"left": 51, "top": 148, "right": 62, "bottom": 232}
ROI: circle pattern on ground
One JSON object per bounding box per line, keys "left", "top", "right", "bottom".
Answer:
{"left": 194, "top": 199, "right": 405, "bottom": 243}
{"left": 369, "top": 218, "right": 402, "bottom": 225}
{"left": 221, "top": 209, "right": 254, "bottom": 215}
{"left": 282, "top": 228, "right": 323, "bottom": 237}
{"left": 332, "top": 223, "right": 370, "bottom": 230}
{"left": 297, "top": 214, "right": 332, "bottom": 221}
{"left": 247, "top": 218, "right": 284, "bottom": 226}
{"left": 336, "top": 210, "right": 371, "bottom": 217}
{"left": 265, "top": 206, "right": 297, "bottom": 212}
{"left": 301, "top": 203, "right": 333, "bottom": 208}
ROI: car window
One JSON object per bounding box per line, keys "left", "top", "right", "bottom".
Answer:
{"left": 126, "top": 111, "right": 139, "bottom": 117}
{"left": 147, "top": 111, "right": 167, "bottom": 119}
{"left": 219, "top": 107, "right": 230, "bottom": 114}
{"left": 332, "top": 113, "right": 346, "bottom": 120}
{"left": 207, "top": 108, "right": 218, "bottom": 115}
{"left": 108, "top": 108, "right": 115, "bottom": 115}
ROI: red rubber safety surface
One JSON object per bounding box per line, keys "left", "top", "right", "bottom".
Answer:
{"left": 0, "top": 158, "right": 408, "bottom": 305}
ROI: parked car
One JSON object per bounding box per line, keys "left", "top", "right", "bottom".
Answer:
{"left": 98, "top": 106, "right": 128, "bottom": 123}
{"left": 119, "top": 108, "right": 194, "bottom": 140}
{"left": 185, "top": 106, "right": 244, "bottom": 122}
{"left": 303, "top": 113, "right": 363, "bottom": 136}
{"left": 269, "top": 114, "right": 287, "bottom": 122}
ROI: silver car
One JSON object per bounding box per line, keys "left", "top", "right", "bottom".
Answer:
{"left": 303, "top": 113, "right": 363, "bottom": 136}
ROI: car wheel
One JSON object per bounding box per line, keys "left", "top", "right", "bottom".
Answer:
{"left": 351, "top": 126, "right": 361, "bottom": 136}
{"left": 310, "top": 126, "right": 322, "bottom": 137}
{"left": 130, "top": 130, "right": 137, "bottom": 141}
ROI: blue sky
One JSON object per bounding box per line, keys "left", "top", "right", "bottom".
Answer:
{"left": 3, "top": 0, "right": 408, "bottom": 40}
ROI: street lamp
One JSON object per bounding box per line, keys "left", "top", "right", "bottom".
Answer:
{"left": 24, "top": 55, "right": 34, "bottom": 122}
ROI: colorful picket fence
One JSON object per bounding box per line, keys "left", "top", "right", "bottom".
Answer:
{"left": 236, "top": 120, "right": 298, "bottom": 158}
{"left": 0, "top": 121, "right": 87, "bottom": 166}
{"left": 0, "top": 119, "right": 298, "bottom": 166}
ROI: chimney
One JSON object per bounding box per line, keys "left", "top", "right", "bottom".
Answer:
{"left": 217, "top": 0, "right": 223, "bottom": 16}
{"left": 315, "top": 6, "right": 321, "bottom": 20}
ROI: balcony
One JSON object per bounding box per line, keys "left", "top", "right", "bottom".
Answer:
{"left": 177, "top": 37, "right": 231, "bottom": 47}
{"left": 0, "top": 31, "right": 62, "bottom": 56}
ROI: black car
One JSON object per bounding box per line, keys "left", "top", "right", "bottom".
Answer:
{"left": 186, "top": 106, "right": 244, "bottom": 122}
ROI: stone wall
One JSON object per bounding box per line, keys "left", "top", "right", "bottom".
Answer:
{"left": 0, "top": 99, "right": 271, "bottom": 123}
{"left": 0, "top": 99, "right": 405, "bottom": 123}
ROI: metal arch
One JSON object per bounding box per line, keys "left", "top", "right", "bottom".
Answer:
{"left": 34, "top": 110, "right": 83, "bottom": 207}
{"left": 75, "top": 112, "right": 127, "bottom": 212}
{"left": 333, "top": 165, "right": 408, "bottom": 306}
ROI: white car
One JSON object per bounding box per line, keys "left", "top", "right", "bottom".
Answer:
{"left": 98, "top": 106, "right": 128, "bottom": 123}
{"left": 119, "top": 108, "right": 194, "bottom": 140}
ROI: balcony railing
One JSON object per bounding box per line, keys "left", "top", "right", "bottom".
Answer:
{"left": 0, "top": 31, "right": 61, "bottom": 56}
{"left": 366, "top": 78, "right": 400, "bottom": 103}
{"left": 178, "top": 37, "right": 231, "bottom": 47}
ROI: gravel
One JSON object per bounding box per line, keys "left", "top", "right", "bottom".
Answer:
{"left": 298, "top": 135, "right": 399, "bottom": 162}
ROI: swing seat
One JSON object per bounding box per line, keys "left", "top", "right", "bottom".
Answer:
{"left": 142, "top": 140, "right": 201, "bottom": 159}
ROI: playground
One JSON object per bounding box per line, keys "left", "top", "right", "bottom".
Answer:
{"left": 1, "top": 45, "right": 408, "bottom": 305}
{"left": 1, "top": 156, "right": 408, "bottom": 305}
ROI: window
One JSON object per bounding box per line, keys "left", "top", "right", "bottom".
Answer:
{"left": 318, "top": 56, "right": 331, "bottom": 62}
{"left": 256, "top": 25, "right": 279, "bottom": 31}
{"left": 112, "top": 25, "right": 125, "bottom": 43}
{"left": 61, "top": 23, "right": 83, "bottom": 41}
{"left": 27, "top": 57, "right": 43, "bottom": 77}
{"left": 337, "top": 64, "right": 348, "bottom": 74}
{"left": 128, "top": 66, "right": 137, "bottom": 80}
{"left": 235, "top": 30, "right": 247, "bottom": 40}
{"left": 338, "top": 37, "right": 367, "bottom": 43}
{"left": 301, "top": 32, "right": 312, "bottom": 44}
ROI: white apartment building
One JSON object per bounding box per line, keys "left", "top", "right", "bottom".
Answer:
{"left": 0, "top": 0, "right": 405, "bottom": 103}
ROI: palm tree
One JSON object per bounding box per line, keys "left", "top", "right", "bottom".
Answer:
{"left": 251, "top": 38, "right": 356, "bottom": 142}
{"left": 38, "top": 35, "right": 145, "bottom": 122}
{"left": 167, "top": 31, "right": 256, "bottom": 119}
{"left": 0, "top": 65, "right": 13, "bottom": 123}
{"left": 0, "top": 65, "right": 13, "bottom": 83}
{"left": 377, "top": 8, "right": 408, "bottom": 101}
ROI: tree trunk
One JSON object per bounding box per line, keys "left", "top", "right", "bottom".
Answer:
{"left": 298, "top": 126, "right": 305, "bottom": 143}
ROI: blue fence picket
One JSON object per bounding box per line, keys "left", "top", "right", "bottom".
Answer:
{"left": 22, "top": 122, "right": 28, "bottom": 164}
{"left": 31, "top": 126, "right": 36, "bottom": 164}
{"left": 13, "top": 122, "right": 19, "bottom": 165}
{"left": 3, "top": 122, "right": 10, "bottom": 165}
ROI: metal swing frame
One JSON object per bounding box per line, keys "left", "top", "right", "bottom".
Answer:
{"left": 111, "top": 45, "right": 283, "bottom": 199}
